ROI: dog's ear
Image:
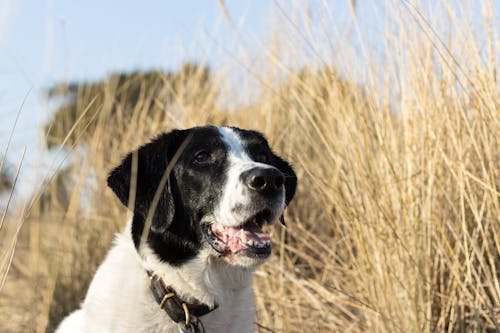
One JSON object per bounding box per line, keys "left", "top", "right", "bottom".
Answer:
{"left": 270, "top": 154, "right": 297, "bottom": 206}
{"left": 107, "top": 130, "right": 187, "bottom": 233}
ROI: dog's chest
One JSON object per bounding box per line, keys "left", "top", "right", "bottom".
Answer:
{"left": 81, "top": 235, "right": 256, "bottom": 333}
{"left": 191, "top": 286, "right": 255, "bottom": 333}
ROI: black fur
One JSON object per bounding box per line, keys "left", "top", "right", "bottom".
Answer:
{"left": 107, "top": 126, "right": 297, "bottom": 266}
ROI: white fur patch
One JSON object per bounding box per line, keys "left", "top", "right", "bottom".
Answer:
{"left": 217, "top": 127, "right": 250, "bottom": 227}
{"left": 216, "top": 127, "right": 274, "bottom": 227}
{"left": 218, "top": 127, "right": 252, "bottom": 161}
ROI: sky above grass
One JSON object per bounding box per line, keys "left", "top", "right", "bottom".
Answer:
{"left": 0, "top": 0, "right": 278, "bottom": 196}
{"left": 0, "top": 0, "right": 498, "bottom": 198}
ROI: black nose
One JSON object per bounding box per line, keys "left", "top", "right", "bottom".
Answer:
{"left": 241, "top": 167, "right": 285, "bottom": 195}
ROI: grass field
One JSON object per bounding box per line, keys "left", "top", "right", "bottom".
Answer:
{"left": 1, "top": 1, "right": 499, "bottom": 332}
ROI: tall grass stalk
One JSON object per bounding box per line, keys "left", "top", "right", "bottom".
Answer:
{"left": 0, "top": 1, "right": 498, "bottom": 332}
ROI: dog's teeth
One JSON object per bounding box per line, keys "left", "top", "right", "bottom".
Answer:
{"left": 240, "top": 229, "right": 247, "bottom": 243}
{"left": 253, "top": 241, "right": 267, "bottom": 248}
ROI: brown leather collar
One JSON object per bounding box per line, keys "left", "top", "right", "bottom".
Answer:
{"left": 147, "top": 270, "right": 217, "bottom": 332}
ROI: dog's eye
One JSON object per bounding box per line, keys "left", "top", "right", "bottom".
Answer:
{"left": 193, "top": 151, "right": 211, "bottom": 164}
{"left": 254, "top": 152, "right": 269, "bottom": 164}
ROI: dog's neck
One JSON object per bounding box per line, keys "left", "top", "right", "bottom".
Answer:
{"left": 139, "top": 237, "right": 256, "bottom": 309}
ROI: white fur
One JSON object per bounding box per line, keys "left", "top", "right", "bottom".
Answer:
{"left": 216, "top": 127, "right": 285, "bottom": 228}
{"left": 56, "top": 222, "right": 256, "bottom": 333}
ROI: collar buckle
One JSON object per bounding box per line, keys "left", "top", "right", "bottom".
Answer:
{"left": 147, "top": 270, "right": 215, "bottom": 333}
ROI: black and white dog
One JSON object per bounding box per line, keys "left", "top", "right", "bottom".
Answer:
{"left": 56, "top": 126, "right": 297, "bottom": 333}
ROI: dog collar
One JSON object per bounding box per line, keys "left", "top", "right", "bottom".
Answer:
{"left": 147, "top": 270, "right": 217, "bottom": 332}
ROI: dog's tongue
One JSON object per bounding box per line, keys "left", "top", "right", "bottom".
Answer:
{"left": 211, "top": 224, "right": 270, "bottom": 253}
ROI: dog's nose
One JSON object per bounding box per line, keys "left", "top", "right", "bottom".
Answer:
{"left": 241, "top": 167, "right": 285, "bottom": 195}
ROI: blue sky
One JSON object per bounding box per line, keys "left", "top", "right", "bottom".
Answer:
{"left": 0, "top": 0, "right": 498, "bottom": 199}
{"left": 0, "top": 0, "right": 277, "bottom": 196}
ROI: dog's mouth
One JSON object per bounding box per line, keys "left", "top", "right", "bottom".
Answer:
{"left": 203, "top": 209, "right": 274, "bottom": 258}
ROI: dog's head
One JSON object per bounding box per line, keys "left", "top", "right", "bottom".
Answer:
{"left": 107, "top": 126, "right": 297, "bottom": 267}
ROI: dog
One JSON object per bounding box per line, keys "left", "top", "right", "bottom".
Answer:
{"left": 56, "top": 126, "right": 297, "bottom": 333}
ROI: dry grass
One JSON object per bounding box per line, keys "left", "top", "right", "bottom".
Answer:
{"left": 1, "top": 1, "right": 499, "bottom": 332}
